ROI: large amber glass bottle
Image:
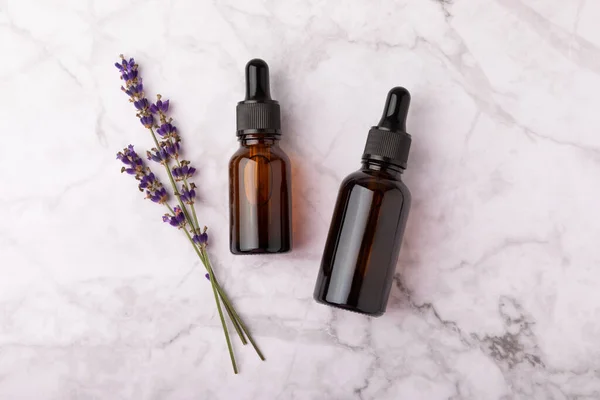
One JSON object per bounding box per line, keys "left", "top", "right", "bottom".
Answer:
{"left": 229, "top": 59, "right": 292, "bottom": 254}
{"left": 314, "top": 87, "right": 413, "bottom": 316}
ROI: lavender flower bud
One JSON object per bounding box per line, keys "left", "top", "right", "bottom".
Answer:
{"left": 115, "top": 57, "right": 135, "bottom": 73}
{"left": 150, "top": 99, "right": 169, "bottom": 114}
{"left": 147, "top": 187, "right": 168, "bottom": 204}
{"left": 134, "top": 98, "right": 149, "bottom": 111}
{"left": 147, "top": 148, "right": 169, "bottom": 164}
{"left": 156, "top": 122, "right": 177, "bottom": 138}
{"left": 117, "top": 145, "right": 145, "bottom": 177}
{"left": 138, "top": 172, "right": 157, "bottom": 190}
{"left": 180, "top": 184, "right": 196, "bottom": 204}
{"left": 122, "top": 167, "right": 137, "bottom": 175}
{"left": 140, "top": 115, "right": 154, "bottom": 128}
{"left": 172, "top": 164, "right": 196, "bottom": 181}
{"left": 163, "top": 141, "right": 180, "bottom": 158}
{"left": 193, "top": 232, "right": 208, "bottom": 245}
{"left": 163, "top": 206, "right": 186, "bottom": 228}
{"left": 123, "top": 82, "right": 144, "bottom": 98}
{"left": 122, "top": 69, "right": 138, "bottom": 82}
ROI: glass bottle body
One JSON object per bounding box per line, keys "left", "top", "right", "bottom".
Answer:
{"left": 229, "top": 135, "right": 292, "bottom": 254}
{"left": 314, "top": 160, "right": 411, "bottom": 316}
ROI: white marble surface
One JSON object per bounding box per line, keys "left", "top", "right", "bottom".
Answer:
{"left": 2, "top": 0, "right": 600, "bottom": 398}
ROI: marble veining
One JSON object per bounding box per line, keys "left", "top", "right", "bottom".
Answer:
{"left": 2, "top": 0, "right": 600, "bottom": 399}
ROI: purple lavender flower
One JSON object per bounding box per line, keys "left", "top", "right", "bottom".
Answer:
{"left": 140, "top": 115, "right": 154, "bottom": 128}
{"left": 115, "top": 57, "right": 135, "bottom": 73}
{"left": 139, "top": 172, "right": 158, "bottom": 190}
{"left": 147, "top": 148, "right": 169, "bottom": 164}
{"left": 116, "top": 56, "right": 155, "bottom": 132}
{"left": 147, "top": 187, "right": 168, "bottom": 204}
{"left": 122, "top": 81, "right": 144, "bottom": 98}
{"left": 193, "top": 232, "right": 208, "bottom": 245}
{"left": 180, "top": 184, "right": 196, "bottom": 204}
{"left": 163, "top": 141, "right": 180, "bottom": 158}
{"left": 117, "top": 145, "right": 142, "bottom": 164}
{"left": 121, "top": 69, "right": 138, "bottom": 83}
{"left": 172, "top": 164, "right": 196, "bottom": 181}
{"left": 117, "top": 145, "right": 145, "bottom": 177}
{"left": 156, "top": 122, "right": 177, "bottom": 138}
{"left": 134, "top": 98, "right": 149, "bottom": 111}
{"left": 117, "top": 145, "right": 168, "bottom": 202}
{"left": 163, "top": 206, "right": 186, "bottom": 228}
{"left": 150, "top": 99, "right": 169, "bottom": 114}
{"left": 116, "top": 146, "right": 136, "bottom": 166}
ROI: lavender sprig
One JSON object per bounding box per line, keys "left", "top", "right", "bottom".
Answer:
{"left": 117, "top": 145, "right": 168, "bottom": 204}
{"left": 115, "top": 55, "right": 264, "bottom": 373}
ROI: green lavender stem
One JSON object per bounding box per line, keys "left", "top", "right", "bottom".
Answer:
{"left": 183, "top": 229, "right": 253, "bottom": 350}
{"left": 202, "top": 250, "right": 266, "bottom": 361}
{"left": 196, "top": 249, "right": 247, "bottom": 346}
{"left": 222, "top": 297, "right": 247, "bottom": 345}
{"left": 207, "top": 266, "right": 237, "bottom": 374}
{"left": 165, "top": 205, "right": 238, "bottom": 373}
{"left": 177, "top": 220, "right": 263, "bottom": 360}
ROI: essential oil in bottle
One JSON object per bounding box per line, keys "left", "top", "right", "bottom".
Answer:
{"left": 229, "top": 59, "right": 292, "bottom": 254}
{"left": 313, "top": 87, "right": 413, "bottom": 316}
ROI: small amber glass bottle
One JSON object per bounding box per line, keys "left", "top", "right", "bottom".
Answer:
{"left": 313, "top": 87, "right": 413, "bottom": 316}
{"left": 229, "top": 59, "right": 292, "bottom": 254}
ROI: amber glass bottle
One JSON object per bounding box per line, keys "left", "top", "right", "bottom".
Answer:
{"left": 313, "top": 87, "right": 412, "bottom": 316}
{"left": 229, "top": 59, "right": 292, "bottom": 254}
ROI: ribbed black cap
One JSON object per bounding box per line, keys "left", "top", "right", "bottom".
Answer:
{"left": 362, "top": 87, "right": 412, "bottom": 169}
{"left": 236, "top": 59, "right": 281, "bottom": 135}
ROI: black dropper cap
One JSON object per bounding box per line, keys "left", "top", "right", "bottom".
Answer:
{"left": 362, "top": 87, "right": 412, "bottom": 169}
{"left": 236, "top": 59, "right": 281, "bottom": 136}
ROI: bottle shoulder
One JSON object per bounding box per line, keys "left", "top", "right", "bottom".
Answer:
{"left": 340, "top": 169, "right": 411, "bottom": 198}
{"left": 229, "top": 143, "right": 290, "bottom": 165}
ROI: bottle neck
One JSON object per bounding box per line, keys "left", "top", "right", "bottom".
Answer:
{"left": 361, "top": 159, "right": 404, "bottom": 179}
{"left": 239, "top": 134, "right": 280, "bottom": 147}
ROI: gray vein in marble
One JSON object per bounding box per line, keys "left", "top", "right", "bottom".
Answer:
{"left": 0, "top": 166, "right": 105, "bottom": 210}
{"left": 462, "top": 110, "right": 481, "bottom": 147}
{"left": 423, "top": 23, "right": 600, "bottom": 162}
{"left": 446, "top": 237, "right": 549, "bottom": 272}
{"left": 432, "top": 0, "right": 453, "bottom": 20}
{"left": 395, "top": 274, "right": 600, "bottom": 399}
{"left": 94, "top": 106, "right": 108, "bottom": 146}
{"left": 359, "top": 332, "right": 396, "bottom": 400}
{"left": 572, "top": 0, "right": 587, "bottom": 51}
{"left": 496, "top": 0, "right": 600, "bottom": 75}
{"left": 394, "top": 276, "right": 471, "bottom": 346}
{"left": 159, "top": 322, "right": 198, "bottom": 349}
{"left": 525, "top": 128, "right": 600, "bottom": 161}
{"left": 414, "top": 289, "right": 541, "bottom": 374}
{"left": 474, "top": 296, "right": 544, "bottom": 369}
